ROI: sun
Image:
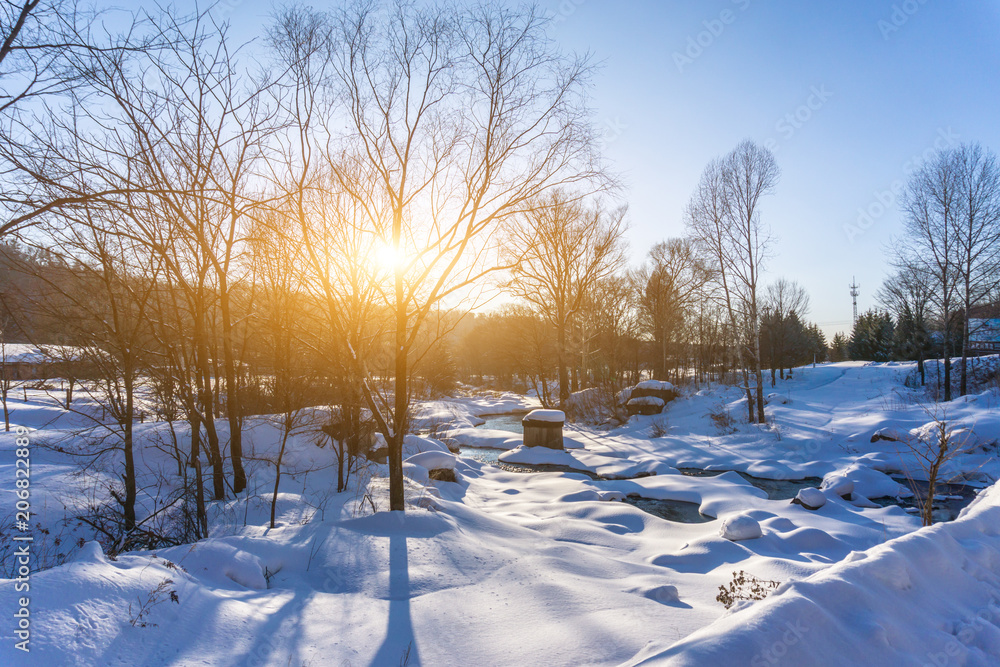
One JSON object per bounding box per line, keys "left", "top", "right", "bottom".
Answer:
{"left": 374, "top": 242, "right": 406, "bottom": 272}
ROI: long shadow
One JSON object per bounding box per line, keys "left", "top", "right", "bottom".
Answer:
{"left": 371, "top": 522, "right": 421, "bottom": 666}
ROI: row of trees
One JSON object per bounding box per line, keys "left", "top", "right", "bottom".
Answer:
{"left": 885, "top": 143, "right": 1000, "bottom": 399}
{"left": 0, "top": 1, "right": 609, "bottom": 524}
{"left": 448, "top": 142, "right": 827, "bottom": 416}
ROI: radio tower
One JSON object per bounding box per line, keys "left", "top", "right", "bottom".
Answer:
{"left": 850, "top": 277, "right": 860, "bottom": 325}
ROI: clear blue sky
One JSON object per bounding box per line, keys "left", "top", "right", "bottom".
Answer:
{"left": 217, "top": 0, "right": 1000, "bottom": 340}
{"left": 530, "top": 0, "right": 1000, "bottom": 339}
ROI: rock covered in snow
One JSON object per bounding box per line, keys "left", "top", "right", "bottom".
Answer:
{"left": 405, "top": 450, "right": 457, "bottom": 470}
{"left": 765, "top": 393, "right": 790, "bottom": 405}
{"left": 821, "top": 475, "right": 854, "bottom": 497}
{"left": 829, "top": 462, "right": 911, "bottom": 499}
{"left": 719, "top": 513, "right": 763, "bottom": 541}
{"left": 522, "top": 409, "right": 565, "bottom": 448}
{"left": 644, "top": 584, "right": 679, "bottom": 604}
{"left": 627, "top": 396, "right": 665, "bottom": 407}
{"left": 402, "top": 462, "right": 429, "bottom": 485}
{"left": 870, "top": 427, "right": 906, "bottom": 443}
{"left": 635, "top": 380, "right": 675, "bottom": 392}
{"left": 794, "top": 487, "right": 827, "bottom": 510}
{"left": 402, "top": 434, "right": 451, "bottom": 457}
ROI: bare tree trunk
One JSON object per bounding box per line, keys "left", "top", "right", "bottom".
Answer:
{"left": 123, "top": 373, "right": 136, "bottom": 532}
{"left": 219, "top": 283, "right": 246, "bottom": 494}
{"left": 390, "top": 216, "right": 407, "bottom": 512}
{"left": 557, "top": 321, "right": 569, "bottom": 405}
{"left": 189, "top": 412, "right": 208, "bottom": 538}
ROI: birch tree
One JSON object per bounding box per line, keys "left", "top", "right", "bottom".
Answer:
{"left": 901, "top": 150, "right": 961, "bottom": 401}
{"left": 687, "top": 142, "right": 779, "bottom": 424}
{"left": 952, "top": 144, "right": 1000, "bottom": 396}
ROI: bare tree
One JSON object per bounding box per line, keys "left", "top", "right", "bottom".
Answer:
{"left": 504, "top": 192, "right": 626, "bottom": 406}
{"left": 897, "top": 408, "right": 971, "bottom": 526}
{"left": 0, "top": 2, "right": 175, "bottom": 236}
{"left": 637, "top": 238, "right": 711, "bottom": 382}
{"left": 878, "top": 264, "right": 933, "bottom": 385}
{"left": 42, "top": 6, "right": 278, "bottom": 497}
{"left": 900, "top": 150, "right": 961, "bottom": 401}
{"left": 688, "top": 141, "right": 779, "bottom": 423}
{"left": 952, "top": 144, "right": 1000, "bottom": 396}
{"left": 723, "top": 140, "right": 778, "bottom": 423}
{"left": 320, "top": 1, "right": 607, "bottom": 510}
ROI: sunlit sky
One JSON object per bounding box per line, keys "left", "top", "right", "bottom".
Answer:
{"left": 215, "top": 0, "right": 1000, "bottom": 339}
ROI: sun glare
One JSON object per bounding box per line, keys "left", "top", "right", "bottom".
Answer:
{"left": 374, "top": 242, "right": 406, "bottom": 271}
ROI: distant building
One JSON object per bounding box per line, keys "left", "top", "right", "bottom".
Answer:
{"left": 969, "top": 303, "right": 1000, "bottom": 355}
{"left": 0, "top": 344, "right": 88, "bottom": 380}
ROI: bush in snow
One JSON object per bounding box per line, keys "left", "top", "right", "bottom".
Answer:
{"left": 708, "top": 402, "right": 737, "bottom": 434}
{"left": 563, "top": 386, "right": 624, "bottom": 425}
{"left": 649, "top": 415, "right": 669, "bottom": 438}
{"left": 716, "top": 570, "right": 781, "bottom": 610}
{"left": 898, "top": 408, "right": 976, "bottom": 526}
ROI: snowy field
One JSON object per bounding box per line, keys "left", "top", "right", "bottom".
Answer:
{"left": 0, "top": 361, "right": 999, "bottom": 665}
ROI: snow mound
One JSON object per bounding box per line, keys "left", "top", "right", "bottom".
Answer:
{"left": 794, "top": 487, "right": 827, "bottom": 510}
{"left": 405, "top": 450, "right": 457, "bottom": 470}
{"left": 403, "top": 434, "right": 451, "bottom": 457}
{"left": 402, "top": 462, "right": 430, "bottom": 485}
{"left": 180, "top": 541, "right": 267, "bottom": 590}
{"left": 719, "top": 513, "right": 762, "bottom": 541}
{"left": 820, "top": 474, "right": 854, "bottom": 497}
{"left": 74, "top": 541, "right": 107, "bottom": 564}
{"left": 445, "top": 427, "right": 521, "bottom": 450}
{"left": 765, "top": 393, "right": 790, "bottom": 405}
{"left": 500, "top": 445, "right": 574, "bottom": 467}
{"left": 644, "top": 585, "right": 680, "bottom": 604}
{"left": 828, "top": 462, "right": 910, "bottom": 499}
{"left": 635, "top": 380, "right": 675, "bottom": 392}
{"left": 634, "top": 483, "right": 1000, "bottom": 666}
{"left": 523, "top": 409, "right": 565, "bottom": 423}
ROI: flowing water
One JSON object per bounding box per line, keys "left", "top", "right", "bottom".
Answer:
{"left": 461, "top": 416, "right": 980, "bottom": 524}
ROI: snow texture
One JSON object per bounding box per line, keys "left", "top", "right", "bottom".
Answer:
{"left": 1, "top": 360, "right": 998, "bottom": 666}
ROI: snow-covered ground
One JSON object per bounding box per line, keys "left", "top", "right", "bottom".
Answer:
{"left": 0, "top": 361, "right": 998, "bottom": 665}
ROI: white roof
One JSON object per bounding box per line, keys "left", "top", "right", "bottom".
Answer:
{"left": 0, "top": 344, "right": 83, "bottom": 364}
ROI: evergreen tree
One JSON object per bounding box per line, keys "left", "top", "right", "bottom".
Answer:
{"left": 829, "top": 332, "right": 849, "bottom": 361}
{"left": 848, "top": 310, "right": 895, "bottom": 361}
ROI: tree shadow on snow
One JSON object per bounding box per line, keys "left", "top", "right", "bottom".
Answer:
{"left": 371, "top": 525, "right": 421, "bottom": 666}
